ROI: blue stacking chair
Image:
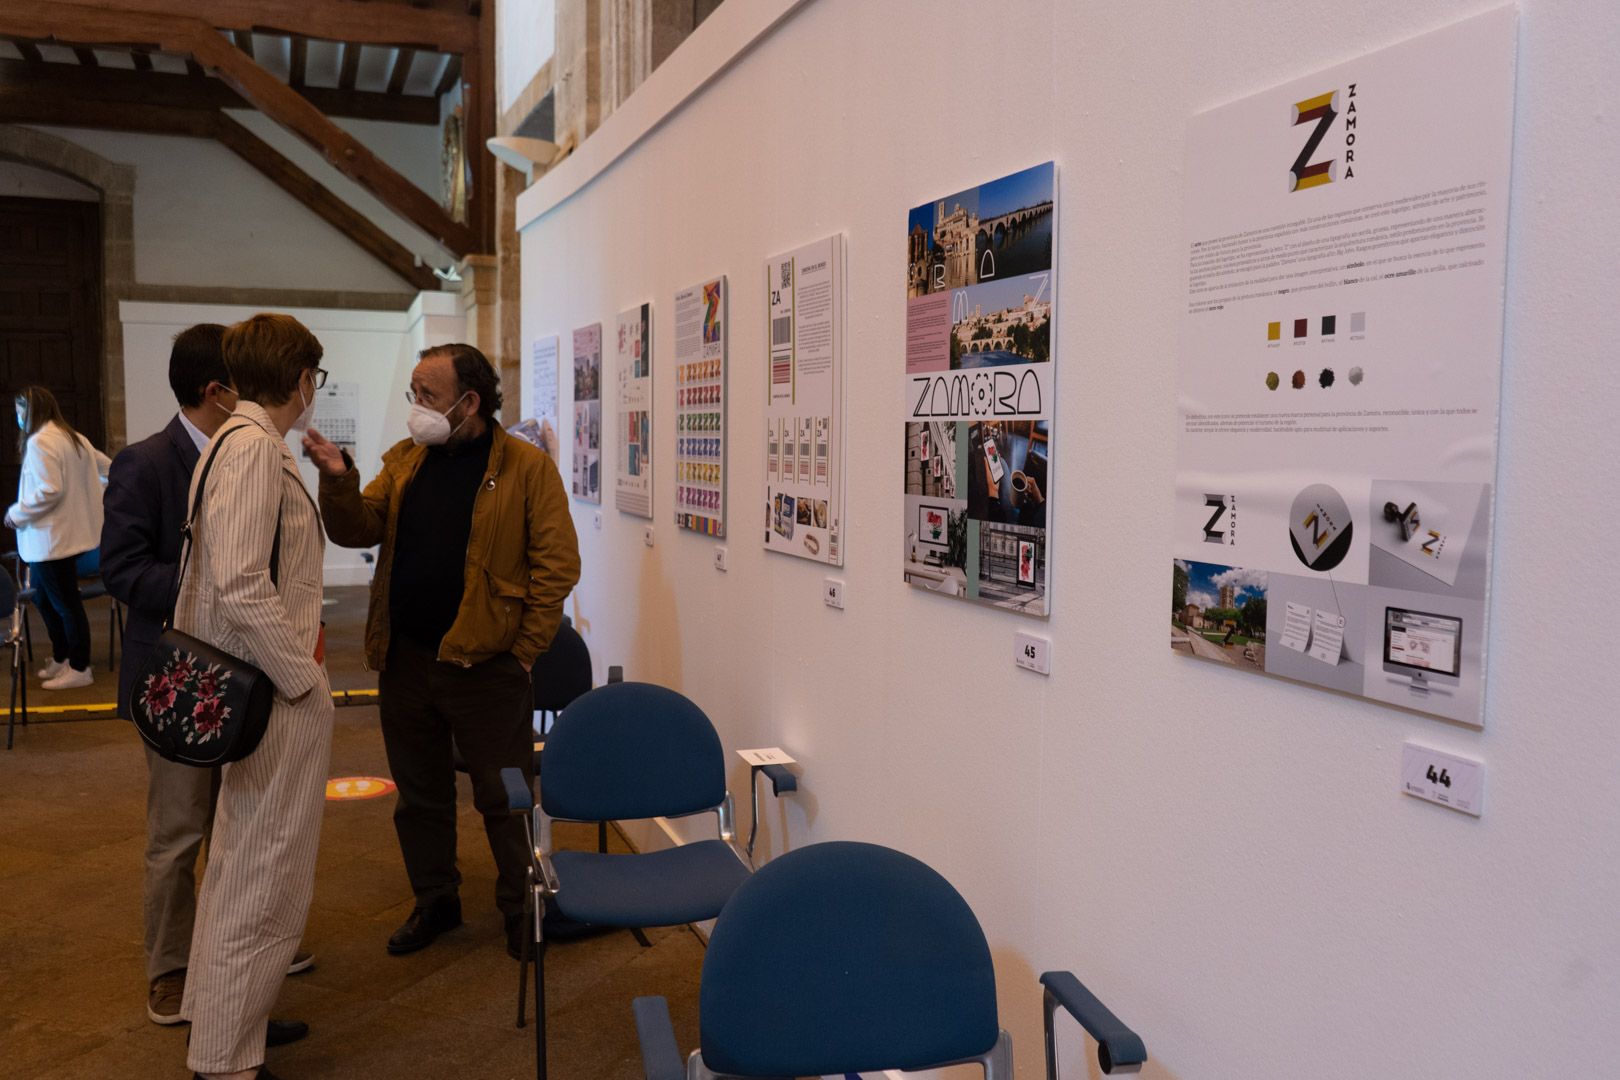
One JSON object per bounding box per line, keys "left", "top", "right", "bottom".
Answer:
{"left": 502, "top": 681, "right": 752, "bottom": 1080}
{"left": 632, "top": 840, "right": 1146, "bottom": 1079}
{"left": 74, "top": 548, "right": 124, "bottom": 672}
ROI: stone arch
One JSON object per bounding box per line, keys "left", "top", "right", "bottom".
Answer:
{"left": 1, "top": 124, "right": 135, "bottom": 448}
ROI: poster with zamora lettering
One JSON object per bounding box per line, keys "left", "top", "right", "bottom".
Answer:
{"left": 903, "top": 162, "right": 1056, "bottom": 616}
{"left": 1171, "top": 7, "right": 1516, "bottom": 726}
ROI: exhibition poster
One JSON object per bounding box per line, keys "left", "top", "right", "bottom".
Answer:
{"left": 674, "top": 277, "right": 726, "bottom": 536}
{"left": 1170, "top": 8, "right": 1516, "bottom": 725}
{"left": 615, "top": 303, "right": 654, "bottom": 517}
{"left": 763, "top": 234, "right": 845, "bottom": 565}
{"left": 903, "top": 161, "right": 1056, "bottom": 616}
{"left": 309, "top": 381, "right": 359, "bottom": 457}
{"left": 519, "top": 334, "right": 559, "bottom": 460}
{"left": 571, "top": 322, "right": 602, "bottom": 504}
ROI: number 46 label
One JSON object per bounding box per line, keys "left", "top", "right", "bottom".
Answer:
{"left": 1401, "top": 743, "right": 1484, "bottom": 817}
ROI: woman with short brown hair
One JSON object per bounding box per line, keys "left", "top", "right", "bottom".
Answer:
{"left": 177, "top": 313, "right": 332, "bottom": 1080}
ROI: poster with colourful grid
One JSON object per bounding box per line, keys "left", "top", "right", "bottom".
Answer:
{"left": 674, "top": 276, "right": 726, "bottom": 536}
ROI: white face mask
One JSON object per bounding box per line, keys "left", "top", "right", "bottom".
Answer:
{"left": 289, "top": 382, "right": 315, "bottom": 435}
{"left": 407, "top": 391, "right": 471, "bottom": 446}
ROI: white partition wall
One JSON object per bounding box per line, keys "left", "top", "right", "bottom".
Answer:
{"left": 120, "top": 294, "right": 464, "bottom": 586}
{"left": 517, "top": 1, "right": 1620, "bottom": 1076}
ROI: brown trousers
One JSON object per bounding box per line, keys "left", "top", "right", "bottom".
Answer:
{"left": 379, "top": 637, "right": 535, "bottom": 916}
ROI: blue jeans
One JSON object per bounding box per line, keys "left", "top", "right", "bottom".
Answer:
{"left": 30, "top": 556, "right": 91, "bottom": 670}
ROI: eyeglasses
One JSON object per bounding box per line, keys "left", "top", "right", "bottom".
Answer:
{"left": 311, "top": 368, "right": 329, "bottom": 390}
{"left": 404, "top": 389, "right": 425, "bottom": 406}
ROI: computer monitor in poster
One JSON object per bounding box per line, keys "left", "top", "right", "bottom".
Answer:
{"left": 1383, "top": 607, "right": 1463, "bottom": 694}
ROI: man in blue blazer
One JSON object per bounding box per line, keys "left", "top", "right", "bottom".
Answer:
{"left": 101, "top": 324, "right": 312, "bottom": 1028}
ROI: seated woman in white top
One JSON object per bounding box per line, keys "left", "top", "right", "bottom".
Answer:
{"left": 4, "top": 385, "right": 111, "bottom": 689}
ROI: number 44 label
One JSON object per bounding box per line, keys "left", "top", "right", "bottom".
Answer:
{"left": 1401, "top": 743, "right": 1484, "bottom": 817}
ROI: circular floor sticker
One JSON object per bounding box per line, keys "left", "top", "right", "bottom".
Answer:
{"left": 325, "top": 776, "right": 396, "bottom": 801}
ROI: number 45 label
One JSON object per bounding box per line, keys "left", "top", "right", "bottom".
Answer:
{"left": 1401, "top": 743, "right": 1484, "bottom": 817}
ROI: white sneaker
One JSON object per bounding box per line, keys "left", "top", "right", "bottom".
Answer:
{"left": 42, "top": 666, "right": 93, "bottom": 691}
{"left": 37, "top": 658, "right": 66, "bottom": 680}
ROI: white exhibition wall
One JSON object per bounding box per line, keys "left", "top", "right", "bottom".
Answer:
{"left": 517, "top": 1, "right": 1620, "bottom": 1077}
{"left": 120, "top": 294, "right": 463, "bottom": 586}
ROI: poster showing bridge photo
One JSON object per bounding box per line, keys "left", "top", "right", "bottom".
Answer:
{"left": 903, "top": 162, "right": 1056, "bottom": 616}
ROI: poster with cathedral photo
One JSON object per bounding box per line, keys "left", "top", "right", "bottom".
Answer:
{"left": 903, "top": 162, "right": 1056, "bottom": 616}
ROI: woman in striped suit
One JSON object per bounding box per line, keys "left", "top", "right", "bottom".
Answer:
{"left": 176, "top": 314, "right": 332, "bottom": 1080}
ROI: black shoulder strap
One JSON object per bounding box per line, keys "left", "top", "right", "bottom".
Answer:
{"left": 162, "top": 423, "right": 283, "bottom": 629}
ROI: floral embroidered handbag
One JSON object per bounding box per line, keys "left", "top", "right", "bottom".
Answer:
{"left": 130, "top": 425, "right": 279, "bottom": 767}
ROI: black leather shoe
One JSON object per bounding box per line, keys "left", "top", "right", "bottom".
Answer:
{"left": 386, "top": 895, "right": 462, "bottom": 955}
{"left": 266, "top": 1018, "right": 309, "bottom": 1048}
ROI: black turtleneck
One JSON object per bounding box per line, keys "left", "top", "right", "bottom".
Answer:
{"left": 389, "top": 426, "right": 493, "bottom": 649}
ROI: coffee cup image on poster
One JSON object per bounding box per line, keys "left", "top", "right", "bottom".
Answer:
{"left": 763, "top": 235, "right": 844, "bottom": 565}
{"left": 903, "top": 161, "right": 1056, "bottom": 616}
{"left": 571, "top": 323, "right": 603, "bottom": 505}
{"left": 1169, "top": 10, "right": 1516, "bottom": 725}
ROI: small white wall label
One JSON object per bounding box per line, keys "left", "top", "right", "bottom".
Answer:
{"left": 714, "top": 546, "right": 728, "bottom": 571}
{"left": 823, "top": 578, "right": 844, "bottom": 609}
{"left": 1401, "top": 743, "right": 1484, "bottom": 817}
{"left": 1014, "top": 632, "right": 1050, "bottom": 675}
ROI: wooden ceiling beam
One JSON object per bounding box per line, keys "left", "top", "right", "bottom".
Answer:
{"left": 213, "top": 114, "right": 441, "bottom": 291}
{"left": 8, "top": 38, "right": 45, "bottom": 63}
{"left": 73, "top": 46, "right": 98, "bottom": 66}
{"left": 0, "top": 57, "right": 439, "bottom": 125}
{"left": 0, "top": 91, "right": 441, "bottom": 291}
{"left": 337, "top": 40, "right": 360, "bottom": 90}
{"left": 433, "top": 53, "right": 461, "bottom": 96}
{"left": 130, "top": 48, "right": 153, "bottom": 70}
{"left": 231, "top": 28, "right": 253, "bottom": 56}
{"left": 288, "top": 34, "right": 306, "bottom": 87}
{"left": 186, "top": 23, "right": 478, "bottom": 254}
{"left": 34, "top": 0, "right": 476, "bottom": 53}
{"left": 386, "top": 46, "right": 415, "bottom": 95}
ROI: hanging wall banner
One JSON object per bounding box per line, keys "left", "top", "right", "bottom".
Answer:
{"left": 1170, "top": 8, "right": 1517, "bottom": 726}
{"left": 615, "top": 303, "right": 654, "bottom": 517}
{"left": 763, "top": 234, "right": 845, "bottom": 565}
{"left": 903, "top": 161, "right": 1056, "bottom": 616}
{"left": 674, "top": 277, "right": 726, "bottom": 536}
{"left": 571, "top": 322, "right": 602, "bottom": 505}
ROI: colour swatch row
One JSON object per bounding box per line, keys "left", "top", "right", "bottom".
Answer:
{"left": 1267, "top": 312, "right": 1366, "bottom": 341}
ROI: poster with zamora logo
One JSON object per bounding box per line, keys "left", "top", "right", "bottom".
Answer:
{"left": 1171, "top": 7, "right": 1517, "bottom": 726}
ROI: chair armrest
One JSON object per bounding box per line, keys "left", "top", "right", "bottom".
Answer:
{"left": 1040, "top": 970, "right": 1145, "bottom": 1075}
{"left": 501, "top": 767, "right": 533, "bottom": 813}
{"left": 631, "top": 996, "right": 685, "bottom": 1080}
{"left": 756, "top": 762, "right": 797, "bottom": 796}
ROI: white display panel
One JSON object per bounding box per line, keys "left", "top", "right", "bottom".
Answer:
{"left": 903, "top": 162, "right": 1056, "bottom": 616}
{"left": 674, "top": 277, "right": 726, "bottom": 537}
{"left": 614, "top": 303, "right": 653, "bottom": 518}
{"left": 571, "top": 322, "right": 603, "bottom": 505}
{"left": 763, "top": 234, "right": 844, "bottom": 565}
{"left": 1170, "top": 7, "right": 1517, "bottom": 726}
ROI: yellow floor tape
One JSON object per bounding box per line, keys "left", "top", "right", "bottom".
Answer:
{"left": 20, "top": 687, "right": 380, "bottom": 718}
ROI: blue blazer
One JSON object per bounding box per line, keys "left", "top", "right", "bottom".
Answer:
{"left": 100, "top": 415, "right": 201, "bottom": 720}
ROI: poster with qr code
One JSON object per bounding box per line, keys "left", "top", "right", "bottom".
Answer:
{"left": 763, "top": 234, "right": 844, "bottom": 565}
{"left": 310, "top": 382, "right": 359, "bottom": 456}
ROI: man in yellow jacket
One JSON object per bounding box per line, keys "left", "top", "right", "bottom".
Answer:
{"left": 306, "top": 343, "right": 580, "bottom": 959}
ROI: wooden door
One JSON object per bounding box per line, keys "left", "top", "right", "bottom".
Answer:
{"left": 0, "top": 196, "right": 104, "bottom": 521}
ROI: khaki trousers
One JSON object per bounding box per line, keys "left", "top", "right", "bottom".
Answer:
{"left": 142, "top": 745, "right": 221, "bottom": 981}
{"left": 182, "top": 679, "right": 333, "bottom": 1075}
